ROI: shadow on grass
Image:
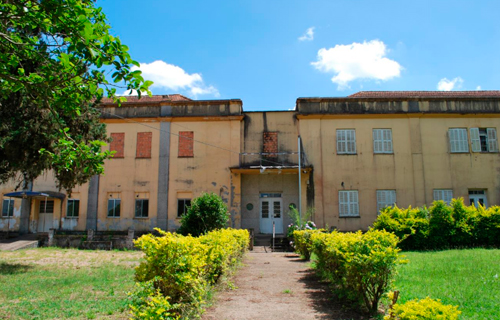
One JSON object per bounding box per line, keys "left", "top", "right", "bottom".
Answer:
{"left": 0, "top": 262, "right": 33, "bottom": 275}
{"left": 294, "top": 261, "right": 366, "bottom": 320}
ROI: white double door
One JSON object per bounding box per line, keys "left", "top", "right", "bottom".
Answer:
{"left": 259, "top": 197, "right": 283, "bottom": 234}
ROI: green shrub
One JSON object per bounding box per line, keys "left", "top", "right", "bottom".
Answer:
{"left": 311, "top": 230, "right": 403, "bottom": 314}
{"left": 372, "top": 198, "right": 500, "bottom": 250}
{"left": 292, "top": 229, "right": 324, "bottom": 260}
{"left": 177, "top": 193, "right": 230, "bottom": 237}
{"left": 385, "top": 296, "right": 461, "bottom": 320}
{"left": 132, "top": 228, "right": 249, "bottom": 318}
{"left": 129, "top": 281, "right": 180, "bottom": 320}
{"left": 373, "top": 206, "right": 429, "bottom": 250}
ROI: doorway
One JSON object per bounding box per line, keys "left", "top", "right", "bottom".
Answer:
{"left": 469, "top": 190, "right": 487, "bottom": 207}
{"left": 259, "top": 193, "right": 283, "bottom": 234}
{"left": 37, "top": 199, "right": 54, "bottom": 232}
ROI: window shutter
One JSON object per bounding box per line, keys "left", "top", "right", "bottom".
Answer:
{"left": 448, "top": 129, "right": 456, "bottom": 152}
{"left": 337, "top": 130, "right": 344, "bottom": 153}
{"left": 460, "top": 129, "right": 469, "bottom": 152}
{"left": 386, "top": 130, "right": 393, "bottom": 152}
{"left": 487, "top": 128, "right": 498, "bottom": 152}
{"left": 350, "top": 130, "right": 357, "bottom": 153}
{"left": 470, "top": 128, "right": 481, "bottom": 152}
{"left": 339, "top": 191, "right": 345, "bottom": 216}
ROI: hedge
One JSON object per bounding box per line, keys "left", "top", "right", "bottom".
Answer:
{"left": 292, "top": 229, "right": 325, "bottom": 260}
{"left": 130, "top": 228, "right": 249, "bottom": 319}
{"left": 385, "top": 296, "right": 461, "bottom": 320}
{"left": 310, "top": 230, "right": 403, "bottom": 314}
{"left": 372, "top": 198, "right": 500, "bottom": 250}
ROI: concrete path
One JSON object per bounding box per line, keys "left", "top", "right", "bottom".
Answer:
{"left": 202, "top": 248, "right": 364, "bottom": 320}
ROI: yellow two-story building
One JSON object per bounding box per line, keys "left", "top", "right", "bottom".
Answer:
{"left": 2, "top": 91, "right": 499, "bottom": 235}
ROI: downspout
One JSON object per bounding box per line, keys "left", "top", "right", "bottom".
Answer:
{"left": 298, "top": 135, "right": 302, "bottom": 222}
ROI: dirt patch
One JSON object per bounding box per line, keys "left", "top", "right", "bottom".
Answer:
{"left": 202, "top": 251, "right": 367, "bottom": 320}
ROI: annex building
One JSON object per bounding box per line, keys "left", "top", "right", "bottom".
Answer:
{"left": 2, "top": 91, "right": 500, "bottom": 235}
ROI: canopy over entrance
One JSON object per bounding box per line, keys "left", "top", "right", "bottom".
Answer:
{"left": 4, "top": 191, "right": 66, "bottom": 200}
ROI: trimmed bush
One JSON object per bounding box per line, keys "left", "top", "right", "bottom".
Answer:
{"left": 385, "top": 297, "right": 461, "bottom": 320}
{"left": 372, "top": 198, "right": 500, "bottom": 250}
{"left": 177, "top": 193, "right": 230, "bottom": 237}
{"left": 292, "top": 229, "right": 324, "bottom": 260}
{"left": 131, "top": 228, "right": 249, "bottom": 318}
{"left": 311, "top": 230, "right": 402, "bottom": 314}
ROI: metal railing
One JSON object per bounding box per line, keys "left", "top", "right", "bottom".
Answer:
{"left": 239, "top": 152, "right": 303, "bottom": 168}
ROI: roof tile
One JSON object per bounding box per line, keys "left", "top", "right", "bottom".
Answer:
{"left": 348, "top": 91, "right": 500, "bottom": 98}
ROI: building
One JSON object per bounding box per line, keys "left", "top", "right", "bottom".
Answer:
{"left": 2, "top": 91, "right": 500, "bottom": 235}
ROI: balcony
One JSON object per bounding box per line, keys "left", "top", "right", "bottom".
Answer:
{"left": 238, "top": 152, "right": 304, "bottom": 169}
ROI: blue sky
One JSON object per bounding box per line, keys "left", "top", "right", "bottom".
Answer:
{"left": 97, "top": 0, "right": 500, "bottom": 110}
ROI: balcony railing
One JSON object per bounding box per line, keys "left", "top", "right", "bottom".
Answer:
{"left": 239, "top": 152, "right": 304, "bottom": 168}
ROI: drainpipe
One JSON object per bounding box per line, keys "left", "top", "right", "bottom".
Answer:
{"left": 298, "top": 135, "right": 302, "bottom": 222}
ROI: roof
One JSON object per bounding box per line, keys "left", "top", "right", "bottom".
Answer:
{"left": 348, "top": 91, "right": 500, "bottom": 99}
{"left": 100, "top": 94, "right": 192, "bottom": 104}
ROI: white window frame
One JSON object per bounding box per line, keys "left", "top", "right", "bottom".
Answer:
{"left": 66, "top": 199, "right": 80, "bottom": 218}
{"left": 107, "top": 198, "right": 121, "bottom": 217}
{"left": 469, "top": 190, "right": 487, "bottom": 207}
{"left": 433, "top": 189, "right": 453, "bottom": 205}
{"left": 339, "top": 190, "right": 359, "bottom": 217}
{"left": 470, "top": 127, "right": 498, "bottom": 153}
{"left": 2, "top": 199, "right": 14, "bottom": 217}
{"left": 373, "top": 129, "right": 393, "bottom": 154}
{"left": 337, "top": 129, "right": 356, "bottom": 154}
{"left": 135, "top": 199, "right": 149, "bottom": 218}
{"left": 448, "top": 128, "right": 469, "bottom": 153}
{"left": 376, "top": 190, "right": 396, "bottom": 213}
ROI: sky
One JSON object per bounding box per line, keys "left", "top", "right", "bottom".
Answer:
{"left": 97, "top": 0, "right": 500, "bottom": 111}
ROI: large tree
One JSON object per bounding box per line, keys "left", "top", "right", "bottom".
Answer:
{"left": 0, "top": 0, "right": 152, "bottom": 191}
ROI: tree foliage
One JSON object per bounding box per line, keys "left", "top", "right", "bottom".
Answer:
{"left": 0, "top": 0, "right": 152, "bottom": 191}
{"left": 178, "top": 193, "right": 230, "bottom": 237}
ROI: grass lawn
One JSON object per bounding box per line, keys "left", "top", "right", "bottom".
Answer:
{"left": 0, "top": 248, "right": 143, "bottom": 319}
{"left": 395, "top": 249, "right": 500, "bottom": 320}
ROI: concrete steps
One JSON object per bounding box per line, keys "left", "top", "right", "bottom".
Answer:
{"left": 0, "top": 234, "right": 40, "bottom": 251}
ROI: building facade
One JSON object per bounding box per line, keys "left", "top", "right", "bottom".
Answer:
{"left": 2, "top": 91, "right": 500, "bottom": 234}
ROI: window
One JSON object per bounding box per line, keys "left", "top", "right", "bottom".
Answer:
{"left": 136, "top": 132, "right": 152, "bottom": 158}
{"left": 469, "top": 190, "right": 487, "bottom": 207}
{"left": 178, "top": 131, "right": 194, "bottom": 157}
{"left": 66, "top": 199, "right": 80, "bottom": 217}
{"left": 2, "top": 199, "right": 14, "bottom": 217}
{"left": 470, "top": 128, "right": 498, "bottom": 153}
{"left": 376, "top": 190, "right": 396, "bottom": 213}
{"left": 339, "top": 190, "right": 359, "bottom": 217}
{"left": 433, "top": 189, "right": 453, "bottom": 205}
{"left": 107, "top": 199, "right": 121, "bottom": 217}
{"left": 373, "top": 129, "right": 393, "bottom": 153}
{"left": 337, "top": 129, "right": 356, "bottom": 154}
{"left": 177, "top": 199, "right": 191, "bottom": 217}
{"left": 135, "top": 199, "right": 149, "bottom": 218}
{"left": 39, "top": 200, "right": 54, "bottom": 213}
{"left": 110, "top": 133, "right": 125, "bottom": 158}
{"left": 448, "top": 128, "right": 469, "bottom": 153}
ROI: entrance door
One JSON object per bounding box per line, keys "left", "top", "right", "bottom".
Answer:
{"left": 259, "top": 196, "right": 283, "bottom": 234}
{"left": 469, "top": 190, "right": 487, "bottom": 207}
{"left": 37, "top": 199, "right": 54, "bottom": 232}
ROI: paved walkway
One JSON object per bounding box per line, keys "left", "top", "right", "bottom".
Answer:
{"left": 0, "top": 234, "right": 39, "bottom": 251}
{"left": 202, "top": 248, "right": 364, "bottom": 320}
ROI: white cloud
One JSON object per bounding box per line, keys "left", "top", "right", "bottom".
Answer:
{"left": 437, "top": 77, "right": 464, "bottom": 91}
{"left": 131, "top": 60, "right": 219, "bottom": 97}
{"left": 118, "top": 89, "right": 148, "bottom": 96}
{"left": 311, "top": 40, "right": 402, "bottom": 89}
{"left": 298, "top": 27, "right": 315, "bottom": 41}
{"left": 476, "top": 85, "right": 482, "bottom": 90}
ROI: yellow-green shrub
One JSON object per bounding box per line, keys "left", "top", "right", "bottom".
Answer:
{"left": 131, "top": 228, "right": 249, "bottom": 318}
{"left": 311, "top": 230, "right": 402, "bottom": 314}
{"left": 292, "top": 229, "right": 324, "bottom": 260}
{"left": 385, "top": 297, "right": 461, "bottom": 320}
